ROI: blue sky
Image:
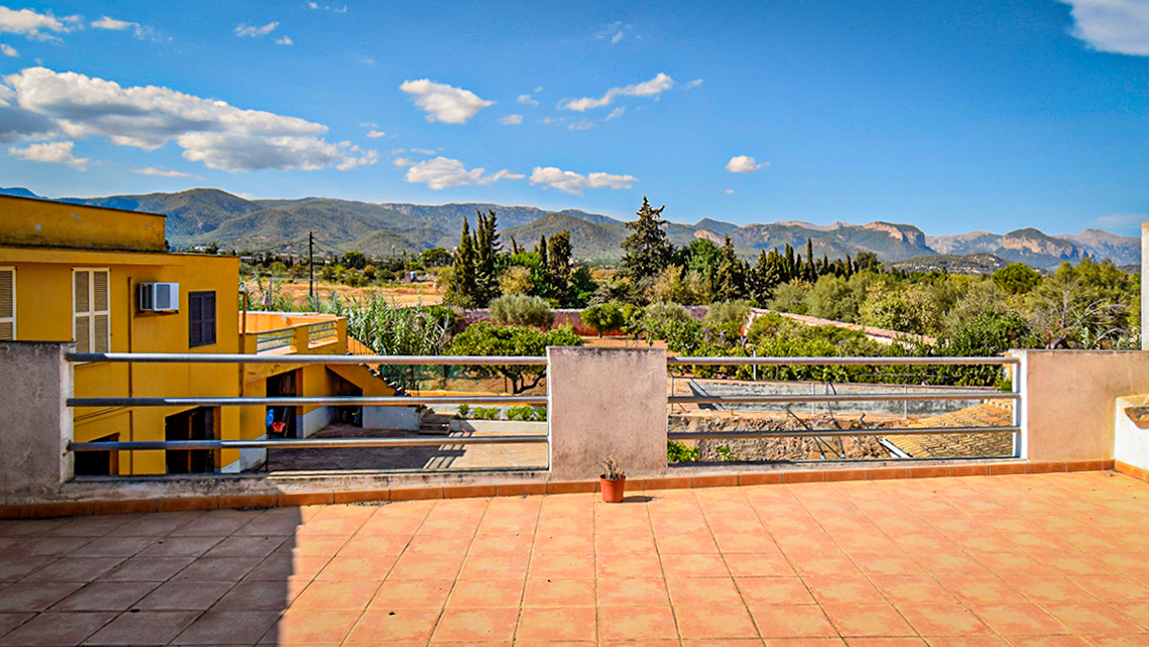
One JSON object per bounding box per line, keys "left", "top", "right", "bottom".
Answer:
{"left": 0, "top": 0, "right": 1147, "bottom": 235}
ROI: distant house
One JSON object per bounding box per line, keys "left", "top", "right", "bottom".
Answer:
{"left": 0, "top": 195, "right": 394, "bottom": 476}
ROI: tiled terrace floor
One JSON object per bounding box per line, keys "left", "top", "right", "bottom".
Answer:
{"left": 2, "top": 471, "right": 1149, "bottom": 645}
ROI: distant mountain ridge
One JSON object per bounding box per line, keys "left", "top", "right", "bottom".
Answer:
{"left": 7, "top": 186, "right": 1133, "bottom": 268}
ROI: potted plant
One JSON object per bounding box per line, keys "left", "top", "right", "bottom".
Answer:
{"left": 600, "top": 458, "right": 626, "bottom": 503}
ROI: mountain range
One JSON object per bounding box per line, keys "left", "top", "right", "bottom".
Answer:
{"left": 0, "top": 186, "right": 1139, "bottom": 269}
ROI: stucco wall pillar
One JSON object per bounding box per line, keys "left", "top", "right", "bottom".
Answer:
{"left": 0, "top": 342, "right": 72, "bottom": 503}
{"left": 1012, "top": 349, "right": 1149, "bottom": 462}
{"left": 547, "top": 346, "right": 667, "bottom": 480}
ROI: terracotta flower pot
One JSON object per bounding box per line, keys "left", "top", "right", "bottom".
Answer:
{"left": 600, "top": 476, "right": 626, "bottom": 503}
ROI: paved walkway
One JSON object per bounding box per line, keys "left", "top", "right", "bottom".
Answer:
{"left": 1, "top": 471, "right": 1148, "bottom": 645}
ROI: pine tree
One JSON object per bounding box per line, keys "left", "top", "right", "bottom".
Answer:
{"left": 714, "top": 236, "right": 747, "bottom": 302}
{"left": 621, "top": 196, "right": 674, "bottom": 279}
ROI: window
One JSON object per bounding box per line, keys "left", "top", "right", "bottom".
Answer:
{"left": 0, "top": 267, "right": 13, "bottom": 341}
{"left": 73, "top": 269, "right": 110, "bottom": 353}
{"left": 189, "top": 291, "right": 216, "bottom": 348}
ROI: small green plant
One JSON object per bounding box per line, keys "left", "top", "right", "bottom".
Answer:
{"left": 532, "top": 406, "right": 547, "bottom": 421}
{"left": 455, "top": 403, "right": 470, "bottom": 419}
{"left": 716, "top": 445, "right": 737, "bottom": 462}
{"left": 472, "top": 407, "right": 501, "bottom": 420}
{"left": 667, "top": 439, "right": 699, "bottom": 463}
{"left": 601, "top": 457, "right": 625, "bottom": 480}
{"left": 506, "top": 405, "right": 535, "bottom": 421}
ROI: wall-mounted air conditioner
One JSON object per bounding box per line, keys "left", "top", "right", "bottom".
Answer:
{"left": 138, "top": 282, "right": 179, "bottom": 312}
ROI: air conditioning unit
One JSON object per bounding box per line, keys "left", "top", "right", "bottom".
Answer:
{"left": 138, "top": 282, "right": 179, "bottom": 312}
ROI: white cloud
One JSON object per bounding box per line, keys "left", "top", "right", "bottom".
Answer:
{"left": 131, "top": 167, "right": 201, "bottom": 178}
{"left": 685, "top": 79, "right": 703, "bottom": 89}
{"left": 235, "top": 22, "right": 278, "bottom": 37}
{"left": 596, "top": 21, "right": 630, "bottom": 44}
{"left": 1058, "top": 0, "right": 1149, "bottom": 55}
{"left": 725, "top": 189, "right": 735, "bottom": 194}
{"left": 560, "top": 73, "right": 675, "bottom": 111}
{"left": 3, "top": 66, "right": 377, "bottom": 172}
{"left": 611, "top": 31, "right": 623, "bottom": 44}
{"left": 498, "top": 114, "right": 523, "bottom": 125}
{"left": 8, "top": 139, "right": 88, "bottom": 169}
{"left": 605, "top": 107, "right": 625, "bottom": 121}
{"left": 399, "top": 79, "right": 493, "bottom": 124}
{"left": 1095, "top": 212, "right": 1149, "bottom": 229}
{"left": 517, "top": 94, "right": 538, "bottom": 106}
{"left": 726, "top": 155, "right": 768, "bottom": 173}
{"left": 392, "top": 157, "right": 415, "bottom": 167}
{"left": 410, "top": 147, "right": 436, "bottom": 155}
{"left": 275, "top": 36, "right": 293, "bottom": 45}
{"left": 307, "top": 3, "right": 346, "bottom": 12}
{"left": 0, "top": 6, "right": 79, "bottom": 40}
{"left": 365, "top": 129, "right": 386, "bottom": 138}
{"left": 529, "top": 166, "right": 637, "bottom": 195}
{"left": 568, "top": 119, "right": 594, "bottom": 131}
{"left": 1, "top": 44, "right": 16, "bottom": 57}
{"left": 90, "top": 16, "right": 132, "bottom": 30}
{"left": 402, "top": 156, "right": 523, "bottom": 190}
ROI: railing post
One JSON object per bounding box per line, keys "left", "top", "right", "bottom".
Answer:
{"left": 547, "top": 347, "right": 668, "bottom": 480}
{"left": 0, "top": 341, "right": 73, "bottom": 503}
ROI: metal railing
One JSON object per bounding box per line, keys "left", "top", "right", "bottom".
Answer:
{"left": 66, "top": 353, "right": 549, "bottom": 464}
{"left": 255, "top": 328, "right": 295, "bottom": 353}
{"left": 308, "top": 321, "right": 338, "bottom": 346}
{"left": 666, "top": 355, "right": 1021, "bottom": 460}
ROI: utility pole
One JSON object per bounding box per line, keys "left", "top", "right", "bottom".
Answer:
{"left": 308, "top": 231, "right": 316, "bottom": 304}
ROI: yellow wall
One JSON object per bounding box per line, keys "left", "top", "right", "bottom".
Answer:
{"left": 0, "top": 195, "right": 166, "bottom": 253}
{"left": 0, "top": 245, "right": 241, "bottom": 475}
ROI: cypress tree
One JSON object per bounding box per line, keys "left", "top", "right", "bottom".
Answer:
{"left": 451, "top": 218, "right": 479, "bottom": 307}
{"left": 714, "top": 236, "right": 747, "bottom": 302}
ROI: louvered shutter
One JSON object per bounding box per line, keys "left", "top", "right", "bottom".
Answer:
{"left": 0, "top": 268, "right": 14, "bottom": 341}
{"left": 73, "top": 269, "right": 110, "bottom": 353}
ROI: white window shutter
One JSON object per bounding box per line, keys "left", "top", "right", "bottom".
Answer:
{"left": 72, "top": 269, "right": 110, "bottom": 353}
{"left": 0, "top": 268, "right": 14, "bottom": 341}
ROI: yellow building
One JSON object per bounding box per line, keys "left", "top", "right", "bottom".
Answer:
{"left": 0, "top": 194, "right": 393, "bottom": 476}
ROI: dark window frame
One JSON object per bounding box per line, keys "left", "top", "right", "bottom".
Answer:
{"left": 188, "top": 291, "right": 216, "bottom": 348}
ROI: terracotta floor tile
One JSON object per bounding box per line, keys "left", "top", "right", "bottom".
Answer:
{"left": 597, "top": 605, "right": 679, "bottom": 641}
{"left": 597, "top": 552, "right": 663, "bottom": 579}
{"left": 662, "top": 553, "right": 731, "bottom": 579}
{"left": 787, "top": 551, "right": 863, "bottom": 577}
{"left": 524, "top": 578, "right": 595, "bottom": 607}
{"left": 135, "top": 536, "right": 224, "bottom": 559}
{"left": 459, "top": 553, "right": 531, "bottom": 580}
{"left": 291, "top": 580, "right": 381, "bottom": 610}
{"left": 343, "top": 608, "right": 441, "bottom": 643}
{"left": 171, "top": 610, "right": 280, "bottom": 645}
{"left": 1082, "top": 636, "right": 1149, "bottom": 647}
{"left": 751, "top": 604, "right": 839, "bottom": 638}
{"left": 1004, "top": 637, "right": 1094, "bottom": 647}
{"left": 68, "top": 536, "right": 156, "bottom": 558}
{"left": 0, "top": 611, "right": 115, "bottom": 646}
{"left": 534, "top": 532, "right": 595, "bottom": 555}
{"left": 431, "top": 606, "right": 519, "bottom": 642}
{"left": 658, "top": 532, "right": 722, "bottom": 554}
{"left": 387, "top": 554, "right": 465, "bottom": 581}
{"left": 968, "top": 603, "right": 1068, "bottom": 635}
{"left": 922, "top": 638, "right": 1012, "bottom": 647}
{"left": 133, "top": 580, "right": 233, "bottom": 610}
{"left": 845, "top": 640, "right": 929, "bottom": 647}
{"left": 21, "top": 557, "right": 124, "bottom": 583}
{"left": 530, "top": 554, "right": 595, "bottom": 580}
{"left": 314, "top": 554, "right": 397, "bottom": 581}
{"left": 664, "top": 577, "right": 743, "bottom": 607}
{"left": 516, "top": 607, "right": 597, "bottom": 642}
{"left": 736, "top": 577, "right": 816, "bottom": 605}
{"left": 98, "top": 557, "right": 196, "bottom": 582}
{"left": 271, "top": 608, "right": 361, "bottom": 645}
{"left": 337, "top": 534, "right": 411, "bottom": 557}
{"left": 470, "top": 532, "right": 535, "bottom": 555}
{"left": 935, "top": 576, "right": 1028, "bottom": 604}
{"left": 1001, "top": 575, "right": 1094, "bottom": 603}
{"left": 896, "top": 603, "right": 994, "bottom": 636}
{"left": 170, "top": 556, "right": 261, "bottom": 582}
{"left": 1041, "top": 603, "right": 1147, "bottom": 635}
{"left": 676, "top": 604, "right": 759, "bottom": 639}
{"left": 822, "top": 603, "right": 915, "bottom": 637}
{"left": 597, "top": 534, "right": 659, "bottom": 555}
{"left": 83, "top": 610, "right": 200, "bottom": 645}
{"left": 971, "top": 552, "right": 1056, "bottom": 576}
{"left": 0, "top": 582, "right": 85, "bottom": 611}
{"left": 712, "top": 532, "right": 780, "bottom": 554}
{"left": 1112, "top": 600, "right": 1149, "bottom": 626}
{"left": 51, "top": 581, "right": 158, "bottom": 611}
{"left": 447, "top": 578, "right": 525, "bottom": 608}
{"left": 870, "top": 576, "right": 956, "bottom": 605}
{"left": 1065, "top": 575, "right": 1149, "bottom": 602}
{"left": 724, "top": 552, "right": 796, "bottom": 578}
{"left": 803, "top": 576, "right": 885, "bottom": 604}
{"left": 849, "top": 551, "right": 929, "bottom": 577}
{"left": 213, "top": 580, "right": 302, "bottom": 610}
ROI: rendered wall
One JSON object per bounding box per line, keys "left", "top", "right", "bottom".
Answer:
{"left": 1013, "top": 350, "right": 1149, "bottom": 462}
{"left": 0, "top": 342, "right": 71, "bottom": 503}
{"left": 0, "top": 195, "right": 166, "bottom": 253}
{"left": 547, "top": 346, "right": 668, "bottom": 480}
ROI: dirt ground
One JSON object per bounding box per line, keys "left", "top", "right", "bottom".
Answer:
{"left": 245, "top": 280, "right": 444, "bottom": 307}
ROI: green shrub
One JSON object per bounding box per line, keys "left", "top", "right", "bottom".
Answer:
{"left": 472, "top": 407, "right": 500, "bottom": 420}
{"left": 506, "top": 405, "right": 536, "bottom": 421}
{"left": 667, "top": 440, "right": 699, "bottom": 463}
{"left": 532, "top": 406, "right": 547, "bottom": 421}
{"left": 581, "top": 301, "right": 626, "bottom": 337}
{"left": 456, "top": 403, "right": 470, "bottom": 419}
{"left": 488, "top": 294, "right": 554, "bottom": 328}
{"left": 704, "top": 299, "right": 753, "bottom": 339}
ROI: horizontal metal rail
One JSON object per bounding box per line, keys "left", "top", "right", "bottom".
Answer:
{"left": 668, "top": 426, "right": 1019, "bottom": 440}
{"left": 670, "top": 392, "right": 1017, "bottom": 404}
{"left": 69, "top": 395, "right": 547, "bottom": 408}
{"left": 69, "top": 435, "right": 547, "bottom": 452}
{"left": 66, "top": 353, "right": 547, "bottom": 366}
{"left": 669, "top": 356, "right": 1018, "bottom": 366}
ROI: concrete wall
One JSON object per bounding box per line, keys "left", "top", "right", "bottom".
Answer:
{"left": 363, "top": 405, "right": 421, "bottom": 430}
{"left": 548, "top": 346, "right": 668, "bottom": 480}
{"left": 1013, "top": 350, "right": 1149, "bottom": 462}
{"left": 0, "top": 342, "right": 71, "bottom": 503}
